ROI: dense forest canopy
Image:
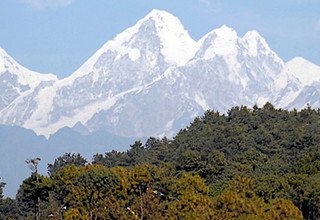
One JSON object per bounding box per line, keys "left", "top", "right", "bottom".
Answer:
{"left": 1, "top": 103, "right": 320, "bottom": 219}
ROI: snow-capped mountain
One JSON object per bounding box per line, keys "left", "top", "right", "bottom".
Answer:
{"left": 9, "top": 9, "right": 198, "bottom": 137}
{"left": 178, "top": 26, "right": 299, "bottom": 112}
{"left": 285, "top": 58, "right": 320, "bottom": 109}
{"left": 0, "top": 9, "right": 318, "bottom": 138}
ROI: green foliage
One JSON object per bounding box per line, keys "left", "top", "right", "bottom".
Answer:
{"left": 212, "top": 176, "right": 303, "bottom": 220}
{"left": 266, "top": 198, "right": 304, "bottom": 220}
{"left": 0, "top": 178, "right": 4, "bottom": 200}
{"left": 167, "top": 174, "right": 214, "bottom": 219}
{"left": 3, "top": 105, "right": 320, "bottom": 219}
{"left": 16, "top": 173, "right": 52, "bottom": 219}
{"left": 0, "top": 197, "right": 21, "bottom": 219}
{"left": 69, "top": 167, "right": 119, "bottom": 218}
{"left": 90, "top": 105, "right": 320, "bottom": 219}
{"left": 93, "top": 150, "right": 129, "bottom": 167}
{"left": 47, "top": 153, "right": 87, "bottom": 176}
{"left": 296, "top": 148, "right": 320, "bottom": 175}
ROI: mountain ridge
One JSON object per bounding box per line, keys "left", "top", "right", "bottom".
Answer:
{"left": 0, "top": 9, "right": 319, "bottom": 138}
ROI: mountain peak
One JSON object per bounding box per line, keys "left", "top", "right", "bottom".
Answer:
{"left": 0, "top": 47, "right": 57, "bottom": 88}
{"left": 141, "top": 10, "right": 187, "bottom": 31}
{"left": 199, "top": 25, "right": 238, "bottom": 42}
{"left": 214, "top": 25, "right": 237, "bottom": 37}
{"left": 241, "top": 30, "right": 270, "bottom": 56}
{"left": 243, "top": 30, "right": 261, "bottom": 38}
{"left": 144, "top": 9, "right": 176, "bottom": 21}
{"left": 71, "top": 9, "right": 197, "bottom": 79}
{"left": 140, "top": 10, "right": 198, "bottom": 65}
{"left": 196, "top": 25, "right": 239, "bottom": 60}
{"left": 286, "top": 57, "right": 320, "bottom": 86}
{"left": 288, "top": 56, "right": 311, "bottom": 65}
{"left": 242, "top": 30, "right": 267, "bottom": 45}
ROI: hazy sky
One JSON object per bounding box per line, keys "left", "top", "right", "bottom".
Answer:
{"left": 0, "top": 0, "right": 319, "bottom": 78}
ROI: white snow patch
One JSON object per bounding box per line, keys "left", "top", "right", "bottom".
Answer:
{"left": 23, "top": 86, "right": 58, "bottom": 131}
{"left": 256, "top": 97, "right": 269, "bottom": 107}
{"left": 195, "top": 94, "right": 210, "bottom": 111}
{"left": 128, "top": 48, "right": 141, "bottom": 61}
{"left": 157, "top": 119, "right": 176, "bottom": 138}
{"left": 32, "top": 95, "right": 118, "bottom": 138}
{"left": 27, "top": 75, "right": 164, "bottom": 137}
{"left": 274, "top": 70, "right": 289, "bottom": 91}
{"left": 164, "top": 119, "right": 174, "bottom": 132}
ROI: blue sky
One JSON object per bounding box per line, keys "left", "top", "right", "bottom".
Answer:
{"left": 0, "top": 0, "right": 319, "bottom": 78}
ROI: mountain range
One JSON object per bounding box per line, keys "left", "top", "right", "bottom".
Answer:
{"left": 1, "top": 9, "right": 320, "bottom": 138}
{"left": 1, "top": 9, "right": 320, "bottom": 197}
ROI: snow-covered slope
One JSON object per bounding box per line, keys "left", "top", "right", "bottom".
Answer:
{"left": 68, "top": 9, "right": 197, "bottom": 82}
{"left": 284, "top": 57, "right": 320, "bottom": 109}
{"left": 0, "top": 10, "right": 317, "bottom": 138}
{"left": 0, "top": 47, "right": 57, "bottom": 113}
{"left": 176, "top": 26, "right": 299, "bottom": 112}
{"left": 286, "top": 57, "right": 320, "bottom": 86}
{"left": 286, "top": 82, "right": 320, "bottom": 109}
{"left": 1, "top": 10, "right": 198, "bottom": 137}
{"left": 0, "top": 48, "right": 57, "bottom": 87}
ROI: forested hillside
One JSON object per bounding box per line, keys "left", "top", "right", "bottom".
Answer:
{"left": 1, "top": 103, "right": 320, "bottom": 219}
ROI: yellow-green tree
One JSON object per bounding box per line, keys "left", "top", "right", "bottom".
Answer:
{"left": 167, "top": 173, "right": 214, "bottom": 219}
{"left": 212, "top": 176, "right": 303, "bottom": 220}
{"left": 60, "top": 166, "right": 119, "bottom": 219}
